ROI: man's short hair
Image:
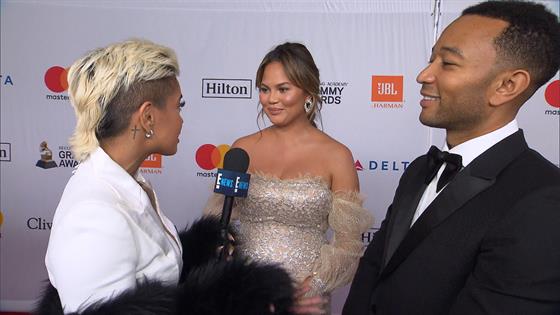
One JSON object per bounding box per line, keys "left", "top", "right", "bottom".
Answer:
{"left": 463, "top": 1, "right": 560, "bottom": 89}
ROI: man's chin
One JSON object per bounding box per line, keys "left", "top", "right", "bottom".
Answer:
{"left": 419, "top": 115, "right": 444, "bottom": 129}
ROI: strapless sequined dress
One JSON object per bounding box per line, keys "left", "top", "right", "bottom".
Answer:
{"left": 235, "top": 174, "right": 331, "bottom": 284}
{"left": 205, "top": 173, "right": 373, "bottom": 301}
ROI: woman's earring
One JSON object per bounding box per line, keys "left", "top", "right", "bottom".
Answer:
{"left": 145, "top": 129, "right": 154, "bottom": 139}
{"left": 304, "top": 99, "right": 313, "bottom": 113}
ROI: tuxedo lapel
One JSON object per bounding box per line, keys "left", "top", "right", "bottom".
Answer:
{"left": 382, "top": 163, "right": 427, "bottom": 267}
{"left": 379, "top": 130, "right": 529, "bottom": 279}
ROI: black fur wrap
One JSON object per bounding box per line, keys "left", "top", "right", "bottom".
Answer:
{"left": 34, "top": 216, "right": 295, "bottom": 315}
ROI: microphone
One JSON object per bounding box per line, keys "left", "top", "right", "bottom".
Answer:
{"left": 213, "top": 147, "right": 251, "bottom": 260}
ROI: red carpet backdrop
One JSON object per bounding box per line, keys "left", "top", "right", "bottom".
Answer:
{"left": 1, "top": 0, "right": 558, "bottom": 313}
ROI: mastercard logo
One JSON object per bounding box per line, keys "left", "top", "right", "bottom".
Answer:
{"left": 195, "top": 144, "right": 230, "bottom": 170}
{"left": 45, "top": 66, "right": 69, "bottom": 93}
{"left": 545, "top": 80, "right": 559, "bottom": 108}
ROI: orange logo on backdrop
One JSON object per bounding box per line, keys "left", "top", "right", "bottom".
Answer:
{"left": 141, "top": 154, "right": 162, "bottom": 168}
{"left": 371, "top": 76, "right": 403, "bottom": 102}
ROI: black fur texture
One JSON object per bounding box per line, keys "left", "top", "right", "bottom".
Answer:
{"left": 178, "top": 216, "right": 237, "bottom": 282}
{"left": 34, "top": 217, "right": 295, "bottom": 315}
{"left": 180, "top": 258, "right": 294, "bottom": 315}
{"left": 34, "top": 281, "right": 177, "bottom": 315}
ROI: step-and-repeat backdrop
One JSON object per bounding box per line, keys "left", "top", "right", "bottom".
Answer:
{"left": 1, "top": 0, "right": 558, "bottom": 312}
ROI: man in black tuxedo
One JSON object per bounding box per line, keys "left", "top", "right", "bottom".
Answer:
{"left": 343, "top": 1, "right": 560, "bottom": 314}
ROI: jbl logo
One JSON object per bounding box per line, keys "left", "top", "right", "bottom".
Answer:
{"left": 371, "top": 76, "right": 403, "bottom": 102}
{"left": 141, "top": 154, "right": 162, "bottom": 168}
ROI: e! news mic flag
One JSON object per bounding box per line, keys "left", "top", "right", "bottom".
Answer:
{"left": 213, "top": 148, "right": 250, "bottom": 260}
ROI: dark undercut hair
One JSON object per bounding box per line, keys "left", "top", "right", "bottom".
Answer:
{"left": 96, "top": 77, "right": 176, "bottom": 139}
{"left": 462, "top": 1, "right": 560, "bottom": 89}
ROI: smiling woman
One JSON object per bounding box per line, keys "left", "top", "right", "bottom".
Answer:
{"left": 205, "top": 42, "right": 373, "bottom": 315}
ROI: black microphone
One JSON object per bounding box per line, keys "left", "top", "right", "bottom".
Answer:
{"left": 213, "top": 147, "right": 250, "bottom": 260}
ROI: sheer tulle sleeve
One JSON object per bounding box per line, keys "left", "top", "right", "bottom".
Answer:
{"left": 309, "top": 191, "right": 373, "bottom": 294}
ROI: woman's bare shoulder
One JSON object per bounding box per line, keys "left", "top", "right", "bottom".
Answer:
{"left": 314, "top": 131, "right": 354, "bottom": 161}
{"left": 231, "top": 128, "right": 271, "bottom": 149}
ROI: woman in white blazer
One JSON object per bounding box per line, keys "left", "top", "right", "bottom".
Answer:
{"left": 40, "top": 39, "right": 297, "bottom": 315}
{"left": 44, "top": 39, "right": 186, "bottom": 313}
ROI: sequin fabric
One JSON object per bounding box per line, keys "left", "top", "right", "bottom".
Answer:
{"left": 235, "top": 174, "right": 332, "bottom": 283}
{"left": 204, "top": 172, "right": 373, "bottom": 305}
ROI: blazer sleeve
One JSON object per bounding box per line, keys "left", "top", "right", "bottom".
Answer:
{"left": 450, "top": 185, "right": 560, "bottom": 314}
{"left": 308, "top": 192, "right": 373, "bottom": 295}
{"left": 45, "top": 201, "right": 137, "bottom": 313}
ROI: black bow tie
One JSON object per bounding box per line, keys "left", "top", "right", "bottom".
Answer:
{"left": 426, "top": 145, "right": 463, "bottom": 192}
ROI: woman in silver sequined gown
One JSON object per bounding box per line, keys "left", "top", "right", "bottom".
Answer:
{"left": 205, "top": 43, "right": 373, "bottom": 314}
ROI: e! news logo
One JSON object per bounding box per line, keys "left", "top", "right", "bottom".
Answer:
{"left": 0, "top": 143, "right": 11, "bottom": 162}
{"left": 544, "top": 80, "right": 559, "bottom": 116}
{"left": 202, "top": 79, "right": 252, "bottom": 99}
{"left": 44, "top": 66, "right": 70, "bottom": 101}
{"left": 371, "top": 75, "right": 404, "bottom": 109}
{"left": 214, "top": 169, "right": 250, "bottom": 197}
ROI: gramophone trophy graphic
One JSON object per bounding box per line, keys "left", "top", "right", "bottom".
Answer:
{"left": 35, "top": 141, "right": 58, "bottom": 169}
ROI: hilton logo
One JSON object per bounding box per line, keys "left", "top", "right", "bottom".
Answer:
{"left": 362, "top": 227, "right": 380, "bottom": 246}
{"left": 202, "top": 79, "right": 252, "bottom": 99}
{"left": 0, "top": 143, "right": 11, "bottom": 162}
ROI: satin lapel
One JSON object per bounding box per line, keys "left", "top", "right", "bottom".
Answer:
{"left": 382, "top": 160, "right": 428, "bottom": 267}
{"left": 380, "top": 169, "right": 494, "bottom": 278}
{"left": 379, "top": 130, "right": 528, "bottom": 279}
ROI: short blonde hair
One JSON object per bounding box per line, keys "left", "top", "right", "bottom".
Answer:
{"left": 67, "top": 39, "right": 179, "bottom": 162}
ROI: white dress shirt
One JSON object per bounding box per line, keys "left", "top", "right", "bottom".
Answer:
{"left": 45, "top": 147, "right": 182, "bottom": 313}
{"left": 411, "top": 120, "right": 519, "bottom": 226}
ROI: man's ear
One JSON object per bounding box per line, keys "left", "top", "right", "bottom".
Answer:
{"left": 488, "top": 69, "right": 530, "bottom": 107}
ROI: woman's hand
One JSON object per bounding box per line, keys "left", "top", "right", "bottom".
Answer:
{"left": 290, "top": 276, "right": 326, "bottom": 315}
{"left": 216, "top": 233, "right": 235, "bottom": 259}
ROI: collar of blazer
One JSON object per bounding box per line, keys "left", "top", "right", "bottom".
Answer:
{"left": 379, "top": 129, "right": 528, "bottom": 279}
{"left": 85, "top": 147, "right": 153, "bottom": 214}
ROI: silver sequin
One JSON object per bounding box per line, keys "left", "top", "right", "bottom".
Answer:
{"left": 236, "top": 174, "right": 332, "bottom": 283}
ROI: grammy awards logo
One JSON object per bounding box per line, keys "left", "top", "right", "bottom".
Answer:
{"left": 35, "top": 141, "right": 57, "bottom": 169}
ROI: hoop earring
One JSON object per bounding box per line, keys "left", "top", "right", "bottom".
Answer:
{"left": 145, "top": 129, "right": 154, "bottom": 139}
{"left": 304, "top": 99, "right": 313, "bottom": 114}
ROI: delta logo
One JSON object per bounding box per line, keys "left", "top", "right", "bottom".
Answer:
{"left": 195, "top": 144, "right": 230, "bottom": 177}
{"left": 355, "top": 159, "right": 410, "bottom": 172}
{"left": 140, "top": 154, "right": 163, "bottom": 175}
{"left": 44, "top": 66, "right": 70, "bottom": 101}
{"left": 371, "top": 75, "right": 404, "bottom": 109}
{"left": 0, "top": 74, "right": 14, "bottom": 86}
{"left": 544, "top": 80, "right": 559, "bottom": 116}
